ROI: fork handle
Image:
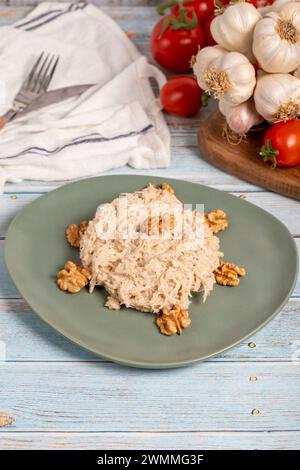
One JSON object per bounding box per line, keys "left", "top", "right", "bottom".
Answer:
{"left": 0, "top": 110, "right": 18, "bottom": 130}
{"left": 0, "top": 118, "right": 7, "bottom": 130}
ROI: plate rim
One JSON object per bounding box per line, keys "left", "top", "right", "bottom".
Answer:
{"left": 4, "top": 175, "right": 299, "bottom": 369}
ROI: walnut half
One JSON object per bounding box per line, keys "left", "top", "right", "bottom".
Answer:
{"left": 214, "top": 261, "right": 246, "bottom": 287}
{"left": 57, "top": 261, "right": 91, "bottom": 293}
{"left": 66, "top": 221, "right": 88, "bottom": 248}
{"left": 156, "top": 305, "right": 191, "bottom": 336}
{"left": 205, "top": 209, "right": 228, "bottom": 233}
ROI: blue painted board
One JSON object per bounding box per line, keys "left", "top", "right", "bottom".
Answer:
{"left": 1, "top": 431, "right": 299, "bottom": 450}
{"left": 0, "top": 362, "right": 299, "bottom": 432}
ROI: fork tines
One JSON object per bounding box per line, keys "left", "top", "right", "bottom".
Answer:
{"left": 25, "top": 52, "right": 59, "bottom": 94}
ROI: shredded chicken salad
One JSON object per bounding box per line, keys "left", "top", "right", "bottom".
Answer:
{"left": 57, "top": 183, "right": 246, "bottom": 336}
{"left": 80, "top": 183, "right": 223, "bottom": 315}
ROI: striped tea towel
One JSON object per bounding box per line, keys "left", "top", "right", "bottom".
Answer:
{"left": 0, "top": 1, "right": 170, "bottom": 192}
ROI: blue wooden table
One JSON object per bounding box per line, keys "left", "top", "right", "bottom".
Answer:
{"left": 0, "top": 1, "right": 299, "bottom": 450}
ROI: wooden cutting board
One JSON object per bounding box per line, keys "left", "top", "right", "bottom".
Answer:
{"left": 198, "top": 110, "right": 300, "bottom": 201}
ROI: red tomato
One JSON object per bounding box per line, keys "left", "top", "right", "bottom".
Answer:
{"left": 204, "top": 14, "right": 217, "bottom": 46}
{"left": 160, "top": 76, "right": 202, "bottom": 117}
{"left": 246, "top": 0, "right": 274, "bottom": 7}
{"left": 171, "top": 0, "right": 214, "bottom": 25}
{"left": 150, "top": 13, "right": 206, "bottom": 72}
{"left": 260, "top": 120, "right": 300, "bottom": 168}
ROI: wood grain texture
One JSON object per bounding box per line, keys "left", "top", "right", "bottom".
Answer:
{"left": 1, "top": 163, "right": 264, "bottom": 193}
{"left": 0, "top": 362, "right": 299, "bottom": 432}
{"left": 0, "top": 299, "right": 299, "bottom": 362}
{"left": 198, "top": 111, "right": 300, "bottom": 201}
{"left": 0, "top": 431, "right": 299, "bottom": 450}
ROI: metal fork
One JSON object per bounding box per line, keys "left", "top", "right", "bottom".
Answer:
{"left": 0, "top": 52, "right": 59, "bottom": 130}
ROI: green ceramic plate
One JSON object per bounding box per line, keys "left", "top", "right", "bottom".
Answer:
{"left": 4, "top": 175, "right": 298, "bottom": 368}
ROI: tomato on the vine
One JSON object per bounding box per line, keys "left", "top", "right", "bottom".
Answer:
{"left": 204, "top": 14, "right": 217, "bottom": 46}
{"left": 260, "top": 120, "right": 300, "bottom": 169}
{"left": 150, "top": 12, "right": 205, "bottom": 72}
{"left": 160, "top": 76, "right": 202, "bottom": 117}
{"left": 246, "top": 0, "right": 274, "bottom": 7}
{"left": 171, "top": 0, "right": 214, "bottom": 25}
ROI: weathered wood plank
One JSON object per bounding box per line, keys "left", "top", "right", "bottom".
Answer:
{"left": 0, "top": 431, "right": 299, "bottom": 450}
{"left": 0, "top": 299, "right": 299, "bottom": 362}
{"left": 0, "top": 362, "right": 299, "bottom": 431}
{"left": 2, "top": 167, "right": 262, "bottom": 194}
{"left": 0, "top": 194, "right": 38, "bottom": 238}
{"left": 0, "top": 244, "right": 20, "bottom": 298}
{"left": 1, "top": 191, "right": 300, "bottom": 238}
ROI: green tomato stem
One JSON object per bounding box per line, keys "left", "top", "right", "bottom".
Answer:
{"left": 214, "top": 0, "right": 225, "bottom": 10}
{"left": 201, "top": 93, "right": 210, "bottom": 107}
{"left": 259, "top": 139, "right": 280, "bottom": 170}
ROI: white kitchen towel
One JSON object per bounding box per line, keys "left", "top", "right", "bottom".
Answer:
{"left": 0, "top": 1, "right": 170, "bottom": 192}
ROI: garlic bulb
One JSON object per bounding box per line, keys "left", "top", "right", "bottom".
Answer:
{"left": 254, "top": 73, "right": 300, "bottom": 122}
{"left": 211, "top": 3, "right": 261, "bottom": 61}
{"left": 259, "top": 0, "right": 300, "bottom": 16}
{"left": 194, "top": 50, "right": 256, "bottom": 105}
{"left": 278, "top": 0, "right": 300, "bottom": 14}
{"left": 253, "top": 3, "right": 300, "bottom": 73}
{"left": 219, "top": 99, "right": 264, "bottom": 135}
{"left": 270, "top": 0, "right": 300, "bottom": 11}
{"left": 192, "top": 46, "right": 227, "bottom": 91}
{"left": 258, "top": 5, "right": 274, "bottom": 16}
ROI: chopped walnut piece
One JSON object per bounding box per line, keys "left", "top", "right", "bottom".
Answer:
{"left": 214, "top": 261, "right": 246, "bottom": 287}
{"left": 161, "top": 182, "right": 175, "bottom": 194}
{"left": 205, "top": 209, "right": 228, "bottom": 233}
{"left": 66, "top": 221, "right": 88, "bottom": 248}
{"left": 57, "top": 261, "right": 91, "bottom": 293}
{"left": 156, "top": 304, "right": 191, "bottom": 336}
